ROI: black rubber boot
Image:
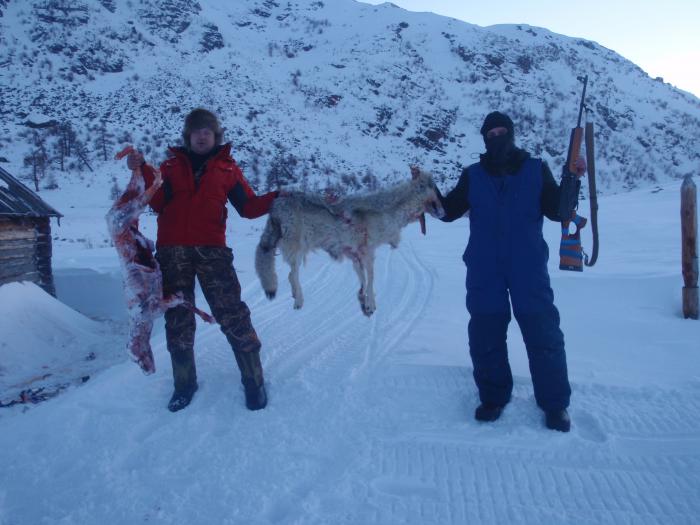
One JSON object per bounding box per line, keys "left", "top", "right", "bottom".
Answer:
{"left": 545, "top": 408, "right": 571, "bottom": 432}
{"left": 234, "top": 350, "right": 267, "bottom": 410}
{"left": 244, "top": 382, "right": 268, "bottom": 411}
{"left": 475, "top": 402, "right": 505, "bottom": 422}
{"left": 168, "top": 349, "right": 198, "bottom": 412}
{"left": 168, "top": 384, "right": 198, "bottom": 412}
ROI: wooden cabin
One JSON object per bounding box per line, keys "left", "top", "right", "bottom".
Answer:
{"left": 0, "top": 166, "right": 62, "bottom": 296}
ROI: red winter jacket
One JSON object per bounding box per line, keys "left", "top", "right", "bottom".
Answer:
{"left": 142, "top": 144, "right": 277, "bottom": 247}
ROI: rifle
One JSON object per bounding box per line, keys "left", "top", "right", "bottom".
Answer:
{"left": 559, "top": 75, "right": 599, "bottom": 271}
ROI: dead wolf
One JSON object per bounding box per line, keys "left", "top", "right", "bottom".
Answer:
{"left": 255, "top": 166, "right": 445, "bottom": 317}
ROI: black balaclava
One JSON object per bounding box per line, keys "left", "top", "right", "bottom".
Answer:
{"left": 480, "top": 111, "right": 515, "bottom": 167}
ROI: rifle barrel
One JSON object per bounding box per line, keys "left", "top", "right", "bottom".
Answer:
{"left": 576, "top": 75, "right": 589, "bottom": 128}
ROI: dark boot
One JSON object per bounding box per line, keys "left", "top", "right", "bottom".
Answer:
{"left": 244, "top": 382, "right": 268, "bottom": 411}
{"left": 233, "top": 349, "right": 264, "bottom": 386}
{"left": 168, "top": 348, "right": 198, "bottom": 412}
{"left": 234, "top": 350, "right": 267, "bottom": 410}
{"left": 168, "top": 383, "right": 198, "bottom": 412}
{"left": 475, "top": 402, "right": 505, "bottom": 422}
{"left": 545, "top": 409, "right": 571, "bottom": 432}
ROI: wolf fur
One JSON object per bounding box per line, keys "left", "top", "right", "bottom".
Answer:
{"left": 255, "top": 166, "right": 444, "bottom": 317}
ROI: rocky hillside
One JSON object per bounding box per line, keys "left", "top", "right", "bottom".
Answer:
{"left": 1, "top": 0, "right": 699, "bottom": 194}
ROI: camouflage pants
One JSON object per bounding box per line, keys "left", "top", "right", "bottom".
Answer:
{"left": 156, "top": 246, "right": 264, "bottom": 390}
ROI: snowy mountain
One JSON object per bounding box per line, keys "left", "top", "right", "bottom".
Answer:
{"left": 1, "top": 0, "right": 699, "bottom": 195}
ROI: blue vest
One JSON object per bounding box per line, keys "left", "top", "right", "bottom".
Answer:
{"left": 463, "top": 158, "right": 550, "bottom": 289}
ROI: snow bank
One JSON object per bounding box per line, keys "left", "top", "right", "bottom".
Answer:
{"left": 0, "top": 281, "right": 125, "bottom": 403}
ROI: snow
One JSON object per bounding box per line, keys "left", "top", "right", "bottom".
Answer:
{"left": 0, "top": 282, "right": 98, "bottom": 388}
{"left": 23, "top": 112, "right": 53, "bottom": 127}
{"left": 1, "top": 0, "right": 699, "bottom": 194}
{"left": 1, "top": 173, "right": 699, "bottom": 524}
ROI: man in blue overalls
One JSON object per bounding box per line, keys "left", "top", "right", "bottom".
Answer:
{"left": 438, "top": 111, "right": 585, "bottom": 432}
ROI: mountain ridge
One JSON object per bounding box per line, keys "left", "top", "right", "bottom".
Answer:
{"left": 0, "top": 0, "right": 698, "bottom": 194}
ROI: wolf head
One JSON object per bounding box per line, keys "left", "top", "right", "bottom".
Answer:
{"left": 410, "top": 166, "right": 445, "bottom": 233}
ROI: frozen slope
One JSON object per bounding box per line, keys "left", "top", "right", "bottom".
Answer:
{"left": 1, "top": 0, "right": 699, "bottom": 192}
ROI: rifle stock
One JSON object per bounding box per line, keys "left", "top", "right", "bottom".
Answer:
{"left": 566, "top": 127, "right": 584, "bottom": 174}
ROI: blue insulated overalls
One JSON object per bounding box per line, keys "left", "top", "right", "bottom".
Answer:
{"left": 464, "top": 158, "right": 571, "bottom": 411}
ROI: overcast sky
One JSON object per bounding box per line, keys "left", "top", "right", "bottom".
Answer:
{"left": 358, "top": 0, "right": 700, "bottom": 98}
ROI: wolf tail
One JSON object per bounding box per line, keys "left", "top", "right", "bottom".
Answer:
{"left": 255, "top": 216, "right": 282, "bottom": 300}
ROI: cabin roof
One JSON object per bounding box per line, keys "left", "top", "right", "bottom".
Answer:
{"left": 0, "top": 166, "right": 62, "bottom": 218}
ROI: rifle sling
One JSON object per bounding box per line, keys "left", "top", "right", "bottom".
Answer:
{"left": 584, "top": 122, "right": 599, "bottom": 267}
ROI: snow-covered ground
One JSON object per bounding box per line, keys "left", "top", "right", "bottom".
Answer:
{"left": 1, "top": 174, "right": 699, "bottom": 524}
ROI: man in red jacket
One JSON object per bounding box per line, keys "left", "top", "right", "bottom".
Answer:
{"left": 127, "top": 108, "right": 278, "bottom": 412}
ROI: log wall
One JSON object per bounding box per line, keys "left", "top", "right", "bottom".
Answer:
{"left": 0, "top": 217, "right": 56, "bottom": 296}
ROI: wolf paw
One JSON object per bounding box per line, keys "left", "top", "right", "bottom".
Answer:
{"left": 265, "top": 290, "right": 276, "bottom": 300}
{"left": 360, "top": 294, "right": 376, "bottom": 317}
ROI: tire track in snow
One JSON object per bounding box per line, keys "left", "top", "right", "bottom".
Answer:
{"left": 376, "top": 365, "right": 700, "bottom": 442}
{"left": 307, "top": 353, "right": 700, "bottom": 523}
{"left": 189, "top": 233, "right": 434, "bottom": 390}
{"left": 259, "top": 236, "right": 435, "bottom": 388}
{"left": 190, "top": 256, "right": 353, "bottom": 379}
{"left": 357, "top": 437, "right": 700, "bottom": 525}
{"left": 254, "top": 238, "right": 440, "bottom": 522}
{"left": 573, "top": 382, "right": 700, "bottom": 439}
{"left": 351, "top": 238, "right": 436, "bottom": 378}
{"left": 259, "top": 261, "right": 369, "bottom": 384}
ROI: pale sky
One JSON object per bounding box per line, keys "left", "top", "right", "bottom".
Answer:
{"left": 358, "top": 0, "right": 700, "bottom": 98}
